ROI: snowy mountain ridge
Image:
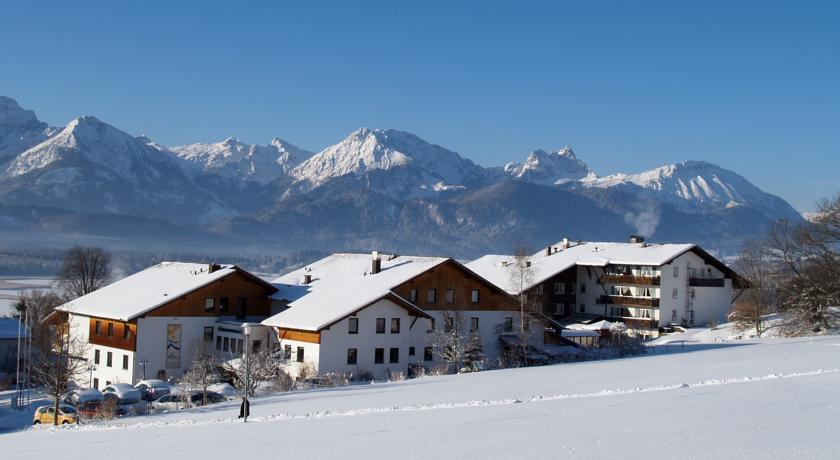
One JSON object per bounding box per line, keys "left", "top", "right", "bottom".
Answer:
{"left": 0, "top": 96, "right": 59, "bottom": 160}
{"left": 170, "top": 136, "right": 313, "bottom": 186}
{"left": 503, "top": 147, "right": 594, "bottom": 185}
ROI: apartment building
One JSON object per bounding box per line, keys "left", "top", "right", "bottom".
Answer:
{"left": 262, "top": 252, "right": 539, "bottom": 380}
{"left": 51, "top": 262, "right": 278, "bottom": 388}
{"left": 468, "top": 237, "right": 747, "bottom": 338}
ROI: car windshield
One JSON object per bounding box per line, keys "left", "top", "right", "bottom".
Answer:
{"left": 61, "top": 406, "right": 77, "bottom": 414}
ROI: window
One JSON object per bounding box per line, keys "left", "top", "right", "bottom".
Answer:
{"left": 391, "top": 318, "right": 400, "bottom": 333}
{"left": 504, "top": 317, "right": 513, "bottom": 332}
{"left": 236, "top": 297, "right": 247, "bottom": 319}
{"left": 579, "top": 304, "right": 586, "bottom": 313}
{"left": 348, "top": 317, "right": 358, "bottom": 334}
{"left": 106, "top": 352, "right": 113, "bottom": 367}
{"left": 284, "top": 345, "right": 292, "bottom": 360}
{"left": 673, "top": 266, "right": 679, "bottom": 278}
{"left": 389, "top": 347, "right": 399, "bottom": 364}
{"left": 376, "top": 318, "right": 386, "bottom": 334}
{"left": 107, "top": 322, "right": 114, "bottom": 337}
{"left": 296, "top": 347, "right": 304, "bottom": 363}
{"left": 672, "top": 309, "right": 678, "bottom": 321}
{"left": 580, "top": 283, "right": 586, "bottom": 293}
{"left": 690, "top": 288, "right": 696, "bottom": 299}
{"left": 223, "top": 337, "right": 230, "bottom": 352}
{"left": 470, "top": 317, "right": 479, "bottom": 332}
{"left": 252, "top": 340, "right": 261, "bottom": 353}
{"left": 410, "top": 289, "right": 418, "bottom": 303}
{"left": 444, "top": 317, "right": 454, "bottom": 333}
{"left": 123, "top": 325, "right": 130, "bottom": 340}
{"left": 535, "top": 284, "right": 543, "bottom": 295}
{"left": 204, "top": 297, "right": 214, "bottom": 311}
{"left": 203, "top": 327, "right": 214, "bottom": 342}
{"left": 446, "top": 289, "right": 455, "bottom": 304}
{"left": 426, "top": 318, "right": 435, "bottom": 333}
{"left": 423, "top": 347, "right": 433, "bottom": 361}
{"left": 347, "top": 348, "right": 357, "bottom": 365}
{"left": 409, "top": 346, "right": 415, "bottom": 356}
{"left": 219, "top": 297, "right": 229, "bottom": 312}
{"left": 427, "top": 289, "right": 436, "bottom": 304}
{"left": 122, "top": 355, "right": 129, "bottom": 370}
{"left": 374, "top": 348, "right": 384, "bottom": 364}
{"left": 94, "top": 321, "right": 101, "bottom": 336}
{"left": 216, "top": 336, "right": 222, "bottom": 351}
{"left": 93, "top": 378, "right": 99, "bottom": 390}
{"left": 554, "top": 303, "right": 563, "bottom": 314}
{"left": 554, "top": 282, "right": 564, "bottom": 295}
{"left": 94, "top": 349, "right": 100, "bottom": 365}
{"left": 672, "top": 288, "right": 679, "bottom": 299}
{"left": 689, "top": 310, "right": 695, "bottom": 323}
{"left": 471, "top": 289, "right": 479, "bottom": 304}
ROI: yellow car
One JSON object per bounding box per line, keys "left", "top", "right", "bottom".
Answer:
{"left": 32, "top": 405, "right": 80, "bottom": 425}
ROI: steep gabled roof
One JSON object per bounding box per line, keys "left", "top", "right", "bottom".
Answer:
{"left": 55, "top": 262, "right": 277, "bottom": 321}
{"left": 263, "top": 253, "right": 447, "bottom": 331}
{"left": 467, "top": 241, "right": 734, "bottom": 295}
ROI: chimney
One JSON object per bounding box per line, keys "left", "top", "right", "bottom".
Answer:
{"left": 562, "top": 238, "right": 570, "bottom": 249}
{"left": 208, "top": 263, "right": 218, "bottom": 274}
{"left": 303, "top": 274, "right": 312, "bottom": 284}
{"left": 545, "top": 247, "right": 552, "bottom": 256}
{"left": 371, "top": 251, "right": 382, "bottom": 275}
{"left": 630, "top": 235, "right": 645, "bottom": 244}
{"left": 526, "top": 261, "right": 532, "bottom": 268}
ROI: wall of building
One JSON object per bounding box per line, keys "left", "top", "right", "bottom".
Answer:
{"left": 660, "top": 251, "right": 731, "bottom": 327}
{"left": 149, "top": 270, "right": 273, "bottom": 318}
{"left": 134, "top": 316, "right": 218, "bottom": 382}
{"left": 70, "top": 314, "right": 134, "bottom": 388}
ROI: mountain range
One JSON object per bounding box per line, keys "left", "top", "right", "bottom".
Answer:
{"left": 0, "top": 96, "right": 803, "bottom": 257}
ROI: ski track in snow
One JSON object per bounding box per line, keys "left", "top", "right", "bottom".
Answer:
{"left": 48, "top": 367, "right": 840, "bottom": 433}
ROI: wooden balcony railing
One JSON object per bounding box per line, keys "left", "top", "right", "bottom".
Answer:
{"left": 600, "top": 274, "right": 661, "bottom": 286}
{"left": 599, "top": 295, "right": 660, "bottom": 308}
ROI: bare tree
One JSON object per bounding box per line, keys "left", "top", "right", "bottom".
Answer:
{"left": 30, "top": 312, "right": 89, "bottom": 426}
{"left": 764, "top": 195, "right": 840, "bottom": 335}
{"left": 731, "top": 240, "right": 777, "bottom": 336}
{"left": 13, "top": 290, "right": 63, "bottom": 356}
{"left": 181, "top": 343, "right": 219, "bottom": 407}
{"left": 57, "top": 246, "right": 112, "bottom": 300}
{"left": 508, "top": 244, "right": 537, "bottom": 365}
{"left": 221, "top": 347, "right": 285, "bottom": 397}
{"left": 430, "top": 310, "right": 471, "bottom": 373}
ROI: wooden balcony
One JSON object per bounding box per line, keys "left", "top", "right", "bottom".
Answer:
{"left": 599, "top": 295, "right": 660, "bottom": 308}
{"left": 621, "top": 317, "right": 660, "bottom": 330}
{"left": 600, "top": 274, "right": 661, "bottom": 286}
{"left": 689, "top": 277, "right": 725, "bottom": 287}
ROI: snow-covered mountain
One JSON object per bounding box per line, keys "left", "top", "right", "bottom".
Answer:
{"left": 0, "top": 97, "right": 59, "bottom": 160}
{"left": 578, "top": 160, "right": 801, "bottom": 222}
{"left": 171, "top": 137, "right": 313, "bottom": 186}
{"left": 503, "top": 147, "right": 594, "bottom": 185}
{"left": 0, "top": 96, "right": 805, "bottom": 255}
{"left": 1, "top": 115, "right": 230, "bottom": 224}
{"left": 290, "top": 128, "right": 491, "bottom": 198}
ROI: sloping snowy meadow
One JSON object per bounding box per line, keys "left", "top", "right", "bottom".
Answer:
{"left": 2, "top": 334, "right": 838, "bottom": 459}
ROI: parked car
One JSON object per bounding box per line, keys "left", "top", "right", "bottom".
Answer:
{"left": 64, "top": 388, "right": 104, "bottom": 418}
{"left": 102, "top": 383, "right": 148, "bottom": 416}
{"left": 33, "top": 405, "right": 80, "bottom": 425}
{"left": 135, "top": 380, "right": 171, "bottom": 401}
{"left": 191, "top": 390, "right": 227, "bottom": 406}
{"left": 150, "top": 394, "right": 190, "bottom": 412}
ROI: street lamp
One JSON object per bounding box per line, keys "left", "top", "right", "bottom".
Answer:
{"left": 138, "top": 359, "right": 149, "bottom": 380}
{"left": 88, "top": 364, "right": 97, "bottom": 388}
{"left": 242, "top": 323, "right": 254, "bottom": 423}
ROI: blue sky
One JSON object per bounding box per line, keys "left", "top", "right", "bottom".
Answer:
{"left": 1, "top": 1, "right": 837, "bottom": 211}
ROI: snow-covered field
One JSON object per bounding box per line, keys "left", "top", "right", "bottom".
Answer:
{"left": 1, "top": 332, "right": 838, "bottom": 459}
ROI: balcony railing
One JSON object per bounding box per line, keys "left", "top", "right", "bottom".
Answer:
{"left": 599, "top": 295, "right": 660, "bottom": 308}
{"left": 689, "top": 277, "right": 725, "bottom": 287}
{"left": 621, "top": 317, "right": 660, "bottom": 330}
{"left": 600, "top": 274, "right": 661, "bottom": 286}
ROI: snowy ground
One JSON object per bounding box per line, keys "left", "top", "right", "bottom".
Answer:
{"left": 0, "top": 277, "right": 55, "bottom": 317}
{"left": 1, "top": 333, "right": 838, "bottom": 459}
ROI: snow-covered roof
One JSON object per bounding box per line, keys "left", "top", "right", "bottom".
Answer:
{"left": 0, "top": 318, "right": 28, "bottom": 339}
{"left": 55, "top": 262, "right": 266, "bottom": 321}
{"left": 263, "top": 253, "right": 446, "bottom": 331}
{"left": 467, "top": 241, "right": 697, "bottom": 295}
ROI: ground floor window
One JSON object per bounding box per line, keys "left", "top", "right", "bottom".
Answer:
{"left": 93, "top": 378, "right": 99, "bottom": 390}
{"left": 347, "top": 348, "right": 357, "bottom": 365}
{"left": 409, "top": 346, "right": 415, "bottom": 356}
{"left": 106, "top": 352, "right": 112, "bottom": 367}
{"left": 284, "top": 345, "right": 292, "bottom": 360}
{"left": 122, "top": 354, "right": 129, "bottom": 370}
{"left": 504, "top": 317, "right": 513, "bottom": 332}
{"left": 374, "top": 348, "right": 384, "bottom": 364}
{"left": 204, "top": 327, "right": 214, "bottom": 342}
{"left": 389, "top": 347, "right": 399, "bottom": 364}
{"left": 296, "top": 347, "right": 304, "bottom": 363}
{"left": 423, "top": 347, "right": 433, "bottom": 361}
{"left": 216, "top": 336, "right": 222, "bottom": 351}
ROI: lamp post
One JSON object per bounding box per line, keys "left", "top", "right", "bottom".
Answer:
{"left": 139, "top": 359, "right": 149, "bottom": 380}
{"left": 88, "top": 364, "right": 97, "bottom": 388}
{"left": 242, "top": 323, "right": 253, "bottom": 423}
